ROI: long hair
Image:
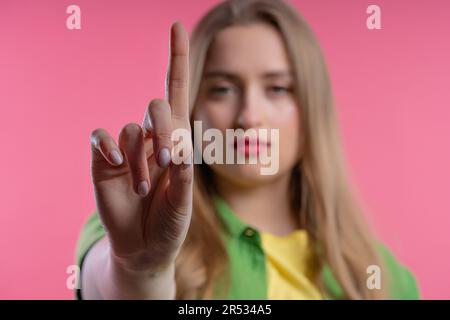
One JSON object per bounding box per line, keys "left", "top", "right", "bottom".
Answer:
{"left": 175, "top": 0, "right": 387, "bottom": 299}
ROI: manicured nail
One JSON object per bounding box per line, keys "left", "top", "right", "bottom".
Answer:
{"left": 138, "top": 181, "right": 149, "bottom": 196}
{"left": 110, "top": 150, "right": 123, "bottom": 165}
{"left": 143, "top": 114, "right": 152, "bottom": 132}
{"left": 158, "top": 148, "right": 171, "bottom": 168}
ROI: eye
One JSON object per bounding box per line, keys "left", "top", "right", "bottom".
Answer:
{"left": 209, "top": 86, "right": 232, "bottom": 94}
{"left": 268, "top": 86, "right": 292, "bottom": 95}
{"left": 207, "top": 85, "right": 237, "bottom": 99}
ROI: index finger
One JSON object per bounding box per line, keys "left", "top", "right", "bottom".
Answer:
{"left": 165, "top": 22, "right": 189, "bottom": 124}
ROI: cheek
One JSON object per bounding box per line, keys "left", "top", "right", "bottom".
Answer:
{"left": 270, "top": 103, "right": 303, "bottom": 164}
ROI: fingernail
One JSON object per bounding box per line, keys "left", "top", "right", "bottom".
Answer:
{"left": 138, "top": 181, "right": 149, "bottom": 197}
{"left": 143, "top": 115, "right": 152, "bottom": 132}
{"left": 158, "top": 148, "right": 171, "bottom": 168}
{"left": 110, "top": 150, "right": 123, "bottom": 165}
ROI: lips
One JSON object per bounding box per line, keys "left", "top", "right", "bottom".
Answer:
{"left": 233, "top": 136, "right": 270, "bottom": 157}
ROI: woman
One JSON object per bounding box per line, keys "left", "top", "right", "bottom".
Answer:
{"left": 76, "top": 0, "right": 419, "bottom": 299}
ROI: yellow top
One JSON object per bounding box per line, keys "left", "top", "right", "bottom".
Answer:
{"left": 260, "top": 230, "right": 322, "bottom": 300}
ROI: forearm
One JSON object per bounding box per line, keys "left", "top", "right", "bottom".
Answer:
{"left": 81, "top": 236, "right": 176, "bottom": 300}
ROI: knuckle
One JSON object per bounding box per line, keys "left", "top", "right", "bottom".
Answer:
{"left": 149, "top": 98, "right": 167, "bottom": 109}
{"left": 149, "top": 99, "right": 171, "bottom": 120}
{"left": 131, "top": 162, "right": 148, "bottom": 177}
{"left": 169, "top": 77, "right": 187, "bottom": 89}
{"left": 156, "top": 131, "right": 172, "bottom": 141}
{"left": 170, "top": 113, "right": 189, "bottom": 125}
{"left": 178, "top": 169, "right": 193, "bottom": 185}
{"left": 120, "top": 123, "right": 142, "bottom": 137}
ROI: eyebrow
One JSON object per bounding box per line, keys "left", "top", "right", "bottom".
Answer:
{"left": 203, "top": 70, "right": 293, "bottom": 81}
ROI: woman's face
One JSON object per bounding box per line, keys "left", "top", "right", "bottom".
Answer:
{"left": 194, "top": 22, "right": 303, "bottom": 187}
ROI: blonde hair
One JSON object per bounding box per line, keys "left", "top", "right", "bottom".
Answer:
{"left": 175, "top": 0, "right": 387, "bottom": 299}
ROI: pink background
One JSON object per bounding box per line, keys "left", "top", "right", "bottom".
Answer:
{"left": 0, "top": 0, "right": 449, "bottom": 299}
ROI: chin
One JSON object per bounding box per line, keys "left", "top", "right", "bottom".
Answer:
{"left": 212, "top": 163, "right": 282, "bottom": 188}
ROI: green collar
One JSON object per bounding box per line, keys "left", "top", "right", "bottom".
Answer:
{"left": 213, "top": 195, "right": 251, "bottom": 238}
{"left": 213, "top": 194, "right": 342, "bottom": 299}
{"left": 212, "top": 194, "right": 419, "bottom": 300}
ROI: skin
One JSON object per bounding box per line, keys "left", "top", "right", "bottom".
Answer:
{"left": 82, "top": 22, "right": 192, "bottom": 299}
{"left": 81, "top": 22, "right": 303, "bottom": 300}
{"left": 195, "top": 23, "right": 303, "bottom": 235}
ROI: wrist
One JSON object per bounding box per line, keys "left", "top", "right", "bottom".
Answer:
{"left": 104, "top": 246, "right": 176, "bottom": 299}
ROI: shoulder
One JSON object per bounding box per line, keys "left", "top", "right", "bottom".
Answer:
{"left": 321, "top": 242, "right": 420, "bottom": 299}
{"left": 74, "top": 211, "right": 106, "bottom": 300}
{"left": 75, "top": 211, "right": 105, "bottom": 268}
{"left": 376, "top": 242, "right": 420, "bottom": 299}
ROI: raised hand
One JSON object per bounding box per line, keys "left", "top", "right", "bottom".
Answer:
{"left": 89, "top": 22, "right": 192, "bottom": 275}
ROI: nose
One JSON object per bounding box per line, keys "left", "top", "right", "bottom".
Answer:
{"left": 235, "top": 86, "right": 264, "bottom": 129}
